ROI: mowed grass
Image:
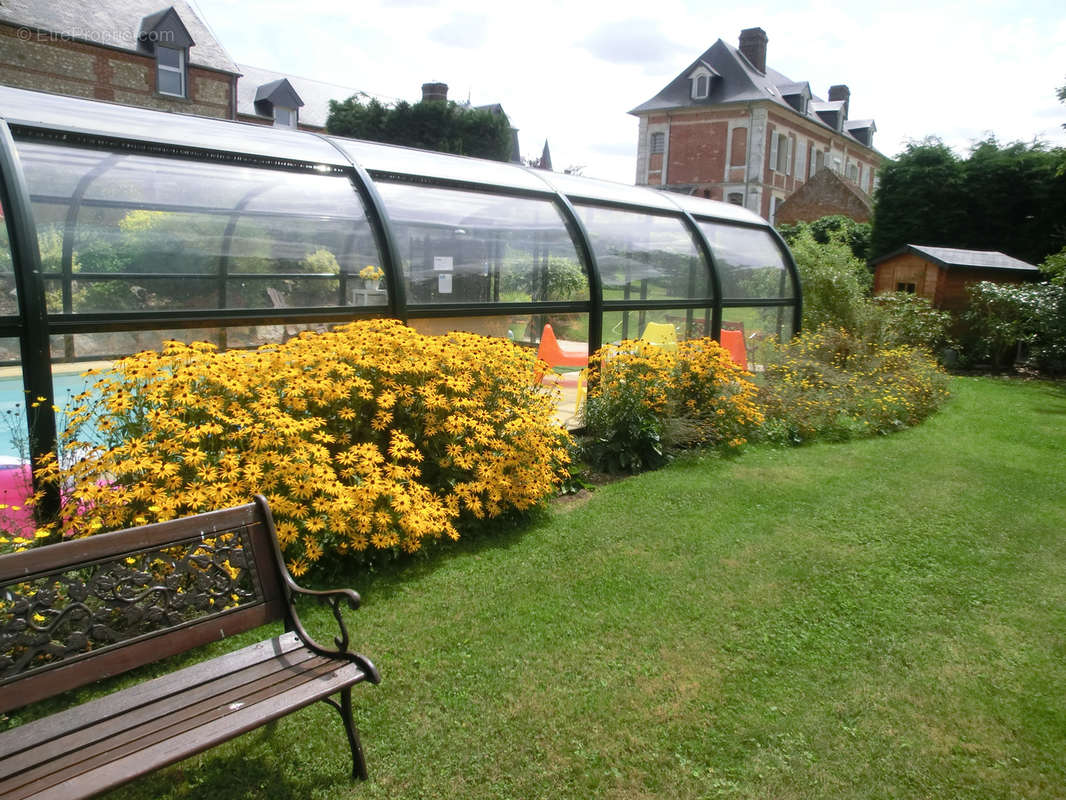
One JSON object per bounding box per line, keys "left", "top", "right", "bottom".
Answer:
{"left": 94, "top": 376, "right": 1066, "bottom": 799}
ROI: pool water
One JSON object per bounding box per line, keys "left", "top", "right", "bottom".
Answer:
{"left": 0, "top": 371, "right": 100, "bottom": 461}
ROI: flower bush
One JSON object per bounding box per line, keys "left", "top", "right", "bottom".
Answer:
{"left": 32, "top": 320, "right": 572, "bottom": 573}
{"left": 580, "top": 337, "right": 763, "bottom": 473}
{"left": 358, "top": 264, "right": 384, "bottom": 282}
{"left": 757, "top": 325, "right": 950, "bottom": 444}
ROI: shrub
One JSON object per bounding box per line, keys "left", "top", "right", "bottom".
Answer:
{"left": 757, "top": 326, "right": 950, "bottom": 444}
{"left": 580, "top": 337, "right": 763, "bottom": 473}
{"left": 867, "top": 291, "right": 954, "bottom": 354}
{"left": 580, "top": 340, "right": 674, "bottom": 474}
{"left": 32, "top": 320, "right": 572, "bottom": 573}
{"left": 787, "top": 228, "right": 872, "bottom": 332}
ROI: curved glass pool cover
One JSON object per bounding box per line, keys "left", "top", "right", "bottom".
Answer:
{"left": 0, "top": 85, "right": 800, "bottom": 495}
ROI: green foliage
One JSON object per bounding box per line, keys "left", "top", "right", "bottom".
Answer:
{"left": 778, "top": 214, "right": 871, "bottom": 261}
{"left": 1040, "top": 246, "right": 1066, "bottom": 285}
{"left": 326, "top": 96, "right": 513, "bottom": 162}
{"left": 499, "top": 255, "right": 585, "bottom": 301}
{"left": 959, "top": 281, "right": 1066, "bottom": 371}
{"left": 871, "top": 136, "right": 1066, "bottom": 264}
{"left": 580, "top": 338, "right": 763, "bottom": 474}
{"left": 757, "top": 325, "right": 950, "bottom": 444}
{"left": 787, "top": 227, "right": 872, "bottom": 331}
{"left": 867, "top": 291, "right": 953, "bottom": 353}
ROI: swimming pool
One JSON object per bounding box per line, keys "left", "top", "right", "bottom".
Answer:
{"left": 0, "top": 371, "right": 99, "bottom": 461}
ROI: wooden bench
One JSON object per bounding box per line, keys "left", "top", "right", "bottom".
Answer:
{"left": 0, "top": 495, "right": 380, "bottom": 800}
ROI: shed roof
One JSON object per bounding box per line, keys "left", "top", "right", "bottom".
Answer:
{"left": 873, "top": 245, "right": 1041, "bottom": 272}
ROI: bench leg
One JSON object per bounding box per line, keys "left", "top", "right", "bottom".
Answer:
{"left": 322, "top": 688, "right": 369, "bottom": 780}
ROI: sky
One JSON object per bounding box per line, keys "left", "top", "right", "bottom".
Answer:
{"left": 191, "top": 0, "right": 1066, "bottom": 184}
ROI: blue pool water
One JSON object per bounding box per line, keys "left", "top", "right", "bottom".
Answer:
{"left": 0, "top": 371, "right": 100, "bottom": 461}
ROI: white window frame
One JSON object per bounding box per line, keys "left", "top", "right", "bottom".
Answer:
{"left": 650, "top": 132, "right": 665, "bottom": 155}
{"left": 795, "top": 137, "right": 806, "bottom": 179}
{"left": 156, "top": 46, "right": 186, "bottom": 98}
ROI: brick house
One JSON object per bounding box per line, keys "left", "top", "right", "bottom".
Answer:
{"left": 0, "top": 0, "right": 238, "bottom": 119}
{"left": 774, "top": 166, "right": 873, "bottom": 225}
{"left": 871, "top": 245, "right": 1041, "bottom": 311}
{"left": 631, "top": 27, "right": 883, "bottom": 222}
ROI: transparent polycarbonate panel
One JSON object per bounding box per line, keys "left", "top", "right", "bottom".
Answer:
{"left": 536, "top": 171, "right": 680, "bottom": 212}
{"left": 721, "top": 306, "right": 796, "bottom": 367}
{"left": 574, "top": 204, "right": 710, "bottom": 301}
{"left": 17, "top": 142, "right": 382, "bottom": 313}
{"left": 409, "top": 312, "right": 589, "bottom": 351}
{"left": 699, "top": 222, "right": 796, "bottom": 300}
{"left": 0, "top": 85, "right": 346, "bottom": 168}
{"left": 601, "top": 306, "right": 714, "bottom": 346}
{"left": 375, "top": 182, "right": 588, "bottom": 305}
{"left": 333, "top": 138, "right": 548, "bottom": 193}
{"left": 0, "top": 195, "right": 15, "bottom": 316}
{"left": 668, "top": 194, "right": 766, "bottom": 225}
{"left": 0, "top": 339, "right": 28, "bottom": 467}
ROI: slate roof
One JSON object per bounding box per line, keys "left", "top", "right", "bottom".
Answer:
{"left": 235, "top": 64, "right": 393, "bottom": 129}
{"left": 630, "top": 38, "right": 879, "bottom": 153}
{"left": 0, "top": 0, "right": 238, "bottom": 74}
{"left": 872, "top": 245, "right": 1041, "bottom": 272}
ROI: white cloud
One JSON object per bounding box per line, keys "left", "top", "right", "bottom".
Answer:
{"left": 194, "top": 0, "right": 1066, "bottom": 182}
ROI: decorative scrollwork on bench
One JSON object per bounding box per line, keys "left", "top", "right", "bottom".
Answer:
{"left": 0, "top": 528, "right": 261, "bottom": 681}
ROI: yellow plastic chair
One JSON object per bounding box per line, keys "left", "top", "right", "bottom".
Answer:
{"left": 640, "top": 321, "right": 678, "bottom": 352}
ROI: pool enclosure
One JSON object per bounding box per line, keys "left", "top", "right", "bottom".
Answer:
{"left": 0, "top": 84, "right": 800, "bottom": 494}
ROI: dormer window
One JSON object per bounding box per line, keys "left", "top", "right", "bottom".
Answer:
{"left": 156, "top": 46, "right": 186, "bottom": 97}
{"left": 140, "top": 8, "right": 195, "bottom": 99}
{"left": 687, "top": 63, "right": 718, "bottom": 100}
{"left": 253, "top": 78, "right": 305, "bottom": 130}
{"left": 273, "top": 106, "right": 297, "bottom": 128}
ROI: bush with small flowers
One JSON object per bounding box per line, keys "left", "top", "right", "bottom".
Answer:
{"left": 27, "top": 320, "right": 572, "bottom": 573}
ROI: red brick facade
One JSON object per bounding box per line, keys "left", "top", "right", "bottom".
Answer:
{"left": 0, "top": 23, "right": 234, "bottom": 119}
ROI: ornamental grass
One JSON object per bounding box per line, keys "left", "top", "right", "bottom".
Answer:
{"left": 31, "top": 320, "right": 571, "bottom": 573}
{"left": 757, "top": 325, "right": 950, "bottom": 444}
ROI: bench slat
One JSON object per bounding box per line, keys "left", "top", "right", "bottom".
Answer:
{"left": 2, "top": 642, "right": 369, "bottom": 799}
{"left": 0, "top": 634, "right": 319, "bottom": 774}
{"left": 0, "top": 631, "right": 305, "bottom": 760}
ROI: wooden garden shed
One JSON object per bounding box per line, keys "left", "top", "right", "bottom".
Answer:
{"left": 871, "top": 245, "right": 1041, "bottom": 311}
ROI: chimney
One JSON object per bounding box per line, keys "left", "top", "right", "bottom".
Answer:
{"left": 828, "top": 84, "right": 850, "bottom": 120}
{"left": 738, "top": 27, "right": 768, "bottom": 74}
{"left": 421, "top": 82, "right": 448, "bottom": 102}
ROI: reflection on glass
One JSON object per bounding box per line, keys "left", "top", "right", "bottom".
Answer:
{"left": 0, "top": 195, "right": 16, "bottom": 316}
{"left": 721, "top": 307, "right": 795, "bottom": 368}
{"left": 407, "top": 313, "right": 588, "bottom": 350}
{"left": 700, "top": 222, "right": 794, "bottom": 300}
{"left": 375, "top": 182, "right": 588, "bottom": 305}
{"left": 601, "top": 307, "right": 713, "bottom": 345}
{"left": 574, "top": 205, "right": 710, "bottom": 301}
{"left": 16, "top": 142, "right": 383, "bottom": 314}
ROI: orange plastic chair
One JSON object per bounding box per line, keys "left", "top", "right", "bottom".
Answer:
{"left": 720, "top": 329, "right": 747, "bottom": 369}
{"left": 536, "top": 323, "right": 587, "bottom": 368}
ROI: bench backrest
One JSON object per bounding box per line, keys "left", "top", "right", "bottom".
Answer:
{"left": 0, "top": 497, "right": 290, "bottom": 713}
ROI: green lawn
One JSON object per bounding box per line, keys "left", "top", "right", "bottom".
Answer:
{"left": 91, "top": 377, "right": 1066, "bottom": 798}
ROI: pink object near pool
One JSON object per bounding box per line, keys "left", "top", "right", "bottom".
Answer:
{"left": 0, "top": 461, "right": 34, "bottom": 537}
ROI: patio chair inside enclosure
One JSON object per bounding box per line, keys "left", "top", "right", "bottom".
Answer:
{"left": 640, "top": 321, "right": 678, "bottom": 352}
{"left": 720, "top": 328, "right": 748, "bottom": 369}
{"left": 0, "top": 84, "right": 801, "bottom": 483}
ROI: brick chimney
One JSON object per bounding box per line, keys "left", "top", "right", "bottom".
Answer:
{"left": 738, "top": 27, "right": 768, "bottom": 74}
{"left": 828, "top": 85, "right": 850, "bottom": 120}
{"left": 421, "top": 82, "right": 448, "bottom": 102}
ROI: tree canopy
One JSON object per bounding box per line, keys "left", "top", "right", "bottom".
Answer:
{"left": 326, "top": 96, "right": 513, "bottom": 162}
{"left": 870, "top": 136, "right": 1066, "bottom": 265}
